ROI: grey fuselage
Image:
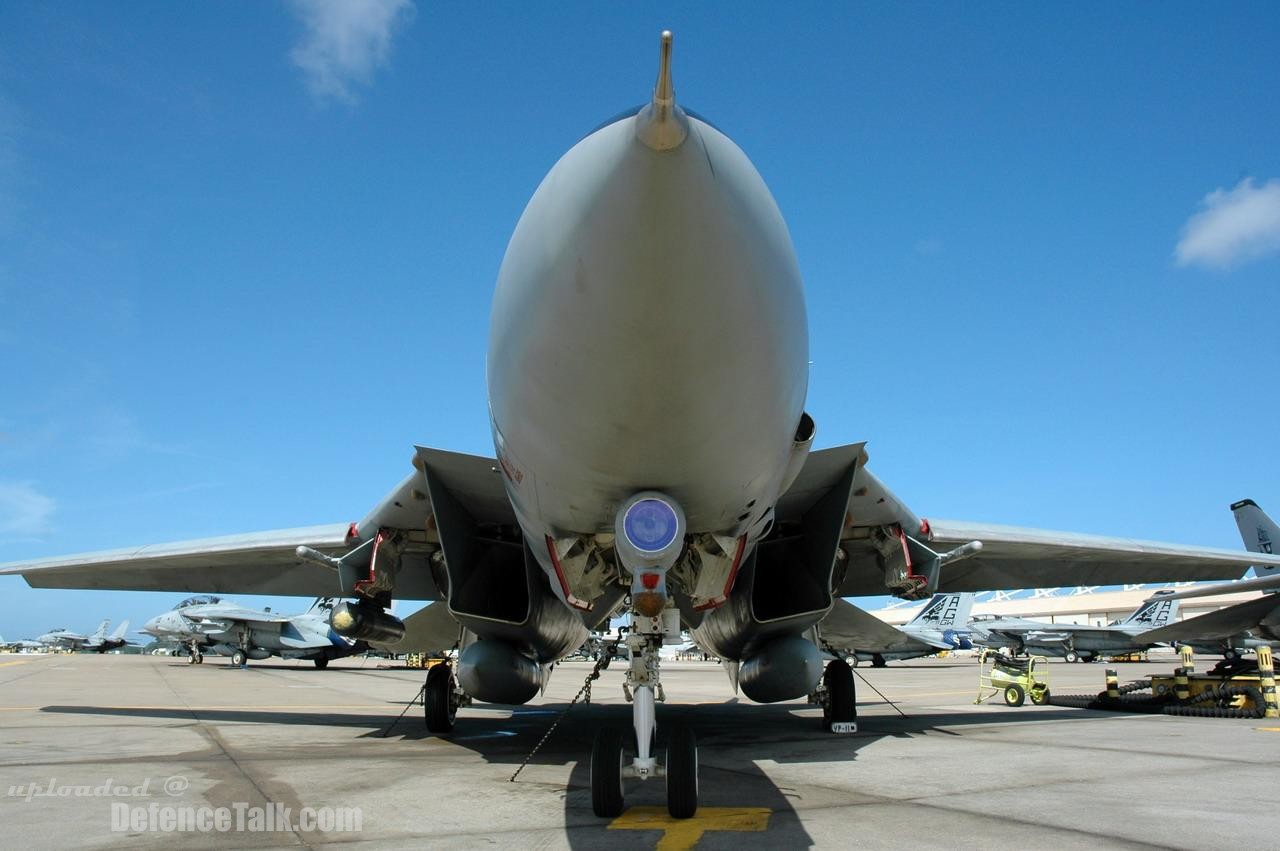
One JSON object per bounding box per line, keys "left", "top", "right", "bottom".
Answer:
{"left": 487, "top": 107, "right": 808, "bottom": 617}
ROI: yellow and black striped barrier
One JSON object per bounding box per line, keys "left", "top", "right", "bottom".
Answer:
{"left": 1105, "top": 669, "right": 1120, "bottom": 702}
{"left": 1259, "top": 646, "right": 1278, "bottom": 720}
{"left": 1173, "top": 667, "right": 1191, "bottom": 703}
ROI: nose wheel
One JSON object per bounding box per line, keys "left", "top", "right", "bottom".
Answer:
{"left": 589, "top": 630, "right": 699, "bottom": 819}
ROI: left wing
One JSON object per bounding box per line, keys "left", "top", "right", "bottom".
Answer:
{"left": 818, "top": 600, "right": 937, "bottom": 655}
{"left": 781, "top": 446, "right": 1280, "bottom": 596}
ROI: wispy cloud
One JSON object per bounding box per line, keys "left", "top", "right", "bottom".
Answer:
{"left": 0, "top": 482, "right": 55, "bottom": 537}
{"left": 1175, "top": 177, "right": 1280, "bottom": 270}
{"left": 288, "top": 0, "right": 415, "bottom": 105}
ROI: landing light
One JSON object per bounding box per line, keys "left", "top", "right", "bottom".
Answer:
{"left": 623, "top": 498, "right": 679, "bottom": 553}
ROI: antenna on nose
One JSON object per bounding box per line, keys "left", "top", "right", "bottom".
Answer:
{"left": 635, "top": 30, "right": 688, "bottom": 151}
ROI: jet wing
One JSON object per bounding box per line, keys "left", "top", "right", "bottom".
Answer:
{"left": 0, "top": 447, "right": 510, "bottom": 598}
{"left": 186, "top": 606, "right": 295, "bottom": 625}
{"left": 818, "top": 599, "right": 936, "bottom": 655}
{"left": 924, "top": 520, "right": 1280, "bottom": 591}
{"left": 782, "top": 446, "right": 1280, "bottom": 595}
{"left": 372, "top": 602, "right": 460, "bottom": 653}
{"left": 1138, "top": 596, "right": 1280, "bottom": 644}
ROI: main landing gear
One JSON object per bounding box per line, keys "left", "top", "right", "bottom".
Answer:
{"left": 590, "top": 624, "right": 698, "bottom": 819}
{"left": 424, "top": 661, "right": 464, "bottom": 733}
{"left": 819, "top": 658, "right": 857, "bottom": 732}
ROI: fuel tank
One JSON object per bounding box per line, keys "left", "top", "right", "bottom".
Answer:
{"left": 738, "top": 635, "right": 824, "bottom": 703}
{"left": 487, "top": 107, "right": 808, "bottom": 537}
{"left": 456, "top": 639, "right": 541, "bottom": 706}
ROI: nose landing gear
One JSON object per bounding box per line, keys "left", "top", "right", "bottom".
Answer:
{"left": 590, "top": 620, "right": 699, "bottom": 819}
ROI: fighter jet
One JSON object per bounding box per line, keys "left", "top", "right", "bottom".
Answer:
{"left": 4, "top": 33, "right": 1280, "bottom": 819}
{"left": 968, "top": 593, "right": 1179, "bottom": 662}
{"left": 1136, "top": 499, "right": 1280, "bottom": 658}
{"left": 35, "top": 620, "right": 132, "bottom": 653}
{"left": 142, "top": 596, "right": 365, "bottom": 668}
{"left": 819, "top": 592, "right": 976, "bottom": 667}
{"left": 0, "top": 635, "right": 48, "bottom": 651}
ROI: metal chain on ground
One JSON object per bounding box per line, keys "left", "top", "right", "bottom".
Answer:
{"left": 509, "top": 631, "right": 627, "bottom": 783}
{"left": 853, "top": 668, "right": 908, "bottom": 718}
{"left": 378, "top": 683, "right": 427, "bottom": 739}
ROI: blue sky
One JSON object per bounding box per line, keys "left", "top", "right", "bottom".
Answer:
{"left": 1, "top": 3, "right": 1278, "bottom": 639}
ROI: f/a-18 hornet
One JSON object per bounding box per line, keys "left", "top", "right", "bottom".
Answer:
{"left": 142, "top": 596, "right": 365, "bottom": 668}
{"left": 3, "top": 33, "right": 1278, "bottom": 819}
{"left": 35, "top": 620, "right": 132, "bottom": 653}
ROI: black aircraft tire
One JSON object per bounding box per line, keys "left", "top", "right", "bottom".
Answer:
{"left": 1065, "top": 652, "right": 1078, "bottom": 663}
{"left": 666, "top": 725, "right": 698, "bottom": 819}
{"left": 591, "top": 727, "right": 625, "bottom": 818}
{"left": 231, "top": 650, "right": 246, "bottom": 667}
{"left": 187, "top": 654, "right": 195, "bottom": 665}
{"left": 823, "top": 659, "right": 856, "bottom": 731}
{"left": 424, "top": 663, "right": 457, "bottom": 733}
{"left": 313, "top": 658, "right": 329, "bottom": 669}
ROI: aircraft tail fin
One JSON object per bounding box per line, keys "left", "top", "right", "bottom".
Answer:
{"left": 1122, "top": 591, "right": 1179, "bottom": 628}
{"left": 907, "top": 592, "right": 973, "bottom": 629}
{"left": 1232, "top": 499, "right": 1280, "bottom": 577}
{"left": 92, "top": 619, "right": 110, "bottom": 639}
{"left": 109, "top": 620, "right": 129, "bottom": 640}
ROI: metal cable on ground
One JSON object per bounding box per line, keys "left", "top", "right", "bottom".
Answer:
{"left": 378, "top": 683, "right": 426, "bottom": 738}
{"left": 853, "top": 669, "right": 908, "bottom": 718}
{"left": 509, "top": 632, "right": 627, "bottom": 783}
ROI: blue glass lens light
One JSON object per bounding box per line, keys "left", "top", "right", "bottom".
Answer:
{"left": 623, "top": 498, "right": 679, "bottom": 553}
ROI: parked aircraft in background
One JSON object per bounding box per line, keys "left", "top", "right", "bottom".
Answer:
{"left": 142, "top": 597, "right": 364, "bottom": 668}
{"left": 968, "top": 593, "right": 1179, "bottom": 662}
{"left": 0, "top": 635, "right": 48, "bottom": 651}
{"left": 35, "top": 620, "right": 132, "bottom": 652}
{"left": 5, "top": 32, "right": 1280, "bottom": 819}
{"left": 818, "top": 593, "right": 975, "bottom": 667}
{"left": 1137, "top": 499, "right": 1280, "bottom": 658}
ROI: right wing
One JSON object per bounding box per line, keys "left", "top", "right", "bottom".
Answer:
{"left": 0, "top": 447, "right": 507, "bottom": 599}
{"left": 373, "top": 602, "right": 461, "bottom": 653}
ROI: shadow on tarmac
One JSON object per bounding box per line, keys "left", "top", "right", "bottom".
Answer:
{"left": 42, "top": 691, "right": 1093, "bottom": 849}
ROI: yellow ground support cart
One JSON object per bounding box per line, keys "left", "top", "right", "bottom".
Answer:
{"left": 975, "top": 648, "right": 1051, "bottom": 707}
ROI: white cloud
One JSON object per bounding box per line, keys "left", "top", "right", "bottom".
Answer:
{"left": 288, "top": 0, "right": 415, "bottom": 104}
{"left": 1175, "top": 177, "right": 1280, "bottom": 269}
{"left": 0, "top": 482, "right": 55, "bottom": 536}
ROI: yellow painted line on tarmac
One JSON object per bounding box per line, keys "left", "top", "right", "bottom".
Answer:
{"left": 609, "top": 806, "right": 771, "bottom": 850}
{"left": 1256, "top": 726, "right": 1280, "bottom": 732}
{"left": 0, "top": 660, "right": 31, "bottom": 668}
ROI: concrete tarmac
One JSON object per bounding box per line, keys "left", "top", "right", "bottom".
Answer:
{"left": 1, "top": 652, "right": 1278, "bottom": 849}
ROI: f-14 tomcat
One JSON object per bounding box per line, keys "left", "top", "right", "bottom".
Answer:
{"left": 4, "top": 32, "right": 1279, "bottom": 819}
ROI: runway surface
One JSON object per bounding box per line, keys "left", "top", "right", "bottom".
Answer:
{"left": 1, "top": 652, "right": 1277, "bottom": 848}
